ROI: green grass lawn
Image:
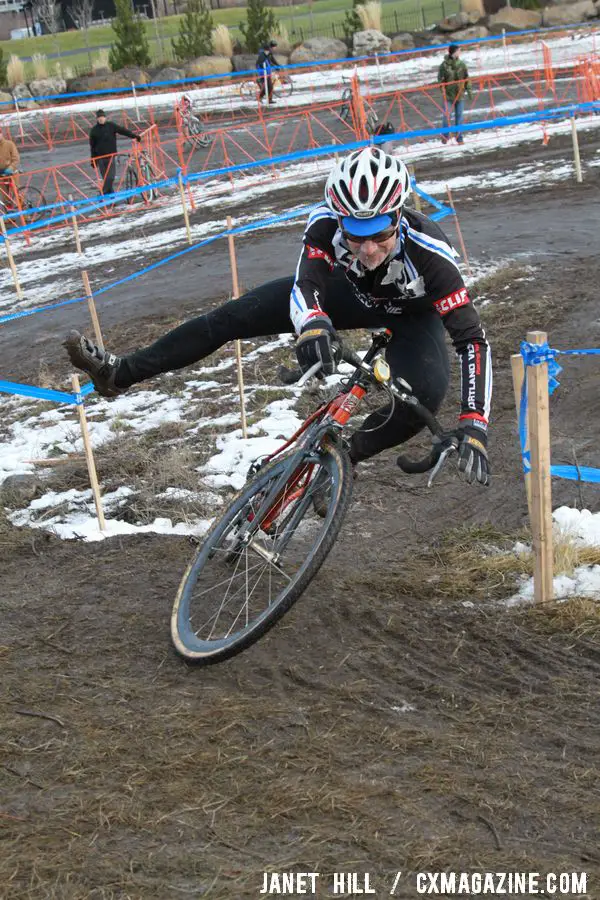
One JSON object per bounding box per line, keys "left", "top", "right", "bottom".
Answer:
{"left": 1, "top": 0, "right": 458, "bottom": 81}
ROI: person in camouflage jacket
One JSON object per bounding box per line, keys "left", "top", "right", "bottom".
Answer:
{"left": 438, "top": 44, "right": 472, "bottom": 144}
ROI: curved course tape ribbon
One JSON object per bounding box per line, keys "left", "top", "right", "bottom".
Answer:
{"left": 518, "top": 341, "right": 600, "bottom": 483}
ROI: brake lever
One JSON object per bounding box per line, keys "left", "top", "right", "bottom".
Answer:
{"left": 296, "top": 360, "right": 323, "bottom": 386}
{"left": 427, "top": 437, "right": 459, "bottom": 487}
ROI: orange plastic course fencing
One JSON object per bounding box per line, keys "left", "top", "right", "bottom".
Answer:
{"left": 576, "top": 57, "right": 600, "bottom": 102}
{"left": 4, "top": 26, "right": 600, "bottom": 151}
{"left": 4, "top": 57, "right": 600, "bottom": 243}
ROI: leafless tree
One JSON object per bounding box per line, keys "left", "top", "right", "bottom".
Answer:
{"left": 31, "top": 0, "right": 60, "bottom": 34}
{"left": 70, "top": 0, "right": 95, "bottom": 68}
{"left": 70, "top": 0, "right": 94, "bottom": 31}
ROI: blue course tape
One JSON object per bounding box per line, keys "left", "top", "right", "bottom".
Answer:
{"left": 6, "top": 96, "right": 599, "bottom": 235}
{"left": 0, "top": 202, "right": 318, "bottom": 324}
{"left": 0, "top": 379, "right": 95, "bottom": 404}
{"left": 518, "top": 342, "right": 600, "bottom": 483}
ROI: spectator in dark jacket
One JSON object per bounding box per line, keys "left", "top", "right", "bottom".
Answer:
{"left": 256, "top": 40, "right": 278, "bottom": 104}
{"left": 89, "top": 109, "right": 141, "bottom": 195}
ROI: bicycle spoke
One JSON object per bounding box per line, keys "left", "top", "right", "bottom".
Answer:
{"left": 172, "top": 444, "right": 353, "bottom": 662}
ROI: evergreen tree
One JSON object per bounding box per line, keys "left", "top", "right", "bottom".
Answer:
{"left": 172, "top": 0, "right": 214, "bottom": 62}
{"left": 343, "top": 0, "right": 364, "bottom": 44}
{"left": 239, "top": 0, "right": 277, "bottom": 55}
{"left": 109, "top": 0, "right": 151, "bottom": 71}
{"left": 0, "top": 49, "right": 7, "bottom": 87}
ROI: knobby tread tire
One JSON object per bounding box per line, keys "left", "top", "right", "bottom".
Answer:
{"left": 171, "top": 442, "right": 354, "bottom": 666}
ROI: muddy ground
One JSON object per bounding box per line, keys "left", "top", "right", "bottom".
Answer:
{"left": 1, "top": 143, "right": 600, "bottom": 898}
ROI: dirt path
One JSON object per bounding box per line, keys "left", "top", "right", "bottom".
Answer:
{"left": 1, "top": 161, "right": 600, "bottom": 897}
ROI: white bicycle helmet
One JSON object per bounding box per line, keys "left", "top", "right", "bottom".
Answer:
{"left": 325, "top": 146, "right": 411, "bottom": 220}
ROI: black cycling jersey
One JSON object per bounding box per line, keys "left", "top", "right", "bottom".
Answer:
{"left": 290, "top": 205, "right": 492, "bottom": 423}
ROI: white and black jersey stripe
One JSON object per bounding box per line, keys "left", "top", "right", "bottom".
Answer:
{"left": 291, "top": 205, "right": 492, "bottom": 423}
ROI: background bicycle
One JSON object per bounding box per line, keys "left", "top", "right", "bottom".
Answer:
{"left": 0, "top": 171, "right": 46, "bottom": 222}
{"left": 177, "top": 95, "right": 213, "bottom": 148}
{"left": 171, "top": 330, "right": 456, "bottom": 666}
{"left": 122, "top": 144, "right": 160, "bottom": 204}
{"left": 239, "top": 72, "right": 294, "bottom": 101}
{"left": 339, "top": 81, "right": 380, "bottom": 135}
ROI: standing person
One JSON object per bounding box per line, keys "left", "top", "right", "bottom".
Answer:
{"left": 0, "top": 132, "right": 20, "bottom": 208}
{"left": 438, "top": 44, "right": 472, "bottom": 144}
{"left": 89, "top": 109, "right": 142, "bottom": 196}
{"left": 256, "top": 40, "right": 279, "bottom": 105}
{"left": 64, "top": 147, "right": 491, "bottom": 486}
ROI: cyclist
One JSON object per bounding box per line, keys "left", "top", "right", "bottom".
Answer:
{"left": 0, "top": 132, "right": 20, "bottom": 209}
{"left": 256, "top": 40, "right": 279, "bottom": 104}
{"left": 65, "top": 146, "right": 491, "bottom": 486}
{"left": 180, "top": 94, "right": 192, "bottom": 116}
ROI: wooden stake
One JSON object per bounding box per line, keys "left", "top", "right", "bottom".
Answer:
{"left": 226, "top": 215, "right": 248, "bottom": 439}
{"left": 81, "top": 270, "right": 104, "bottom": 351}
{"left": 131, "top": 80, "right": 141, "bottom": 122}
{"left": 510, "top": 353, "right": 532, "bottom": 518}
{"left": 571, "top": 115, "right": 583, "bottom": 184}
{"left": 69, "top": 193, "right": 83, "bottom": 256}
{"left": 526, "top": 330, "right": 554, "bottom": 604}
{"left": 178, "top": 170, "right": 192, "bottom": 245}
{"left": 408, "top": 164, "right": 422, "bottom": 213}
{"left": 26, "top": 455, "right": 85, "bottom": 466}
{"left": 71, "top": 373, "right": 106, "bottom": 533}
{"left": 0, "top": 215, "right": 23, "bottom": 300}
{"left": 446, "top": 185, "right": 472, "bottom": 277}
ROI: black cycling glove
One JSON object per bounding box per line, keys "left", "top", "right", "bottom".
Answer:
{"left": 295, "top": 317, "right": 336, "bottom": 376}
{"left": 456, "top": 418, "right": 490, "bottom": 486}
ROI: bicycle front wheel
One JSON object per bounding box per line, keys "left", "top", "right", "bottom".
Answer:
{"left": 140, "top": 162, "right": 158, "bottom": 202}
{"left": 366, "top": 108, "right": 379, "bottom": 135}
{"left": 171, "top": 442, "right": 353, "bottom": 665}
{"left": 276, "top": 76, "right": 293, "bottom": 98}
{"left": 240, "top": 80, "right": 259, "bottom": 99}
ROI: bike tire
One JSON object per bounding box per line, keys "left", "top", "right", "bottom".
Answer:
{"left": 124, "top": 164, "right": 138, "bottom": 204}
{"left": 240, "top": 80, "right": 259, "bottom": 99}
{"left": 22, "top": 186, "right": 46, "bottom": 222}
{"left": 277, "top": 76, "right": 293, "bottom": 98}
{"left": 171, "top": 442, "right": 353, "bottom": 665}
{"left": 140, "top": 161, "right": 158, "bottom": 202}
{"left": 339, "top": 89, "right": 352, "bottom": 123}
{"left": 366, "top": 108, "right": 379, "bottom": 135}
{"left": 186, "top": 115, "right": 212, "bottom": 148}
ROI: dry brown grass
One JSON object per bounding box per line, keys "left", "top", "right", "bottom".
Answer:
{"left": 31, "top": 53, "right": 48, "bottom": 80}
{"left": 356, "top": 0, "right": 382, "bottom": 30}
{"left": 521, "top": 597, "right": 600, "bottom": 638}
{"left": 7, "top": 55, "right": 25, "bottom": 88}
{"left": 212, "top": 24, "right": 233, "bottom": 58}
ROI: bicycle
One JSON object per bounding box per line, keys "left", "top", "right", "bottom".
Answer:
{"left": 123, "top": 146, "right": 159, "bottom": 204}
{"left": 170, "top": 328, "right": 458, "bottom": 666}
{"left": 178, "top": 95, "right": 213, "bottom": 148}
{"left": 0, "top": 171, "right": 46, "bottom": 222}
{"left": 239, "top": 71, "right": 294, "bottom": 101}
{"left": 339, "top": 81, "right": 379, "bottom": 135}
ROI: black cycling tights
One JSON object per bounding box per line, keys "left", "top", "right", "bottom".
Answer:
{"left": 118, "top": 274, "right": 450, "bottom": 462}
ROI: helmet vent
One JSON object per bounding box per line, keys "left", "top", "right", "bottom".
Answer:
{"left": 372, "top": 176, "right": 390, "bottom": 210}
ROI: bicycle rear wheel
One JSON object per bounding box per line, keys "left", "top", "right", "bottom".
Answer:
{"left": 22, "top": 186, "right": 46, "bottom": 222}
{"left": 171, "top": 442, "right": 353, "bottom": 665}
{"left": 124, "top": 164, "right": 138, "bottom": 204}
